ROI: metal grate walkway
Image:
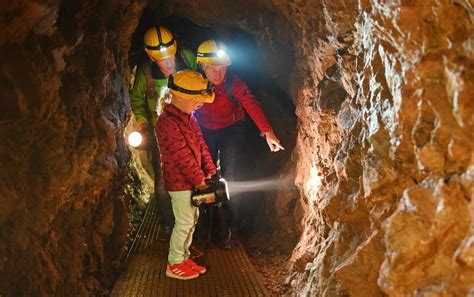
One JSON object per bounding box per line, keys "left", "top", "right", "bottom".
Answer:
{"left": 111, "top": 197, "right": 269, "bottom": 296}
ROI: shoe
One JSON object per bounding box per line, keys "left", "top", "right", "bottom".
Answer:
{"left": 189, "top": 244, "right": 204, "bottom": 259}
{"left": 159, "top": 225, "right": 172, "bottom": 241}
{"left": 166, "top": 262, "right": 199, "bottom": 280}
{"left": 185, "top": 259, "right": 207, "bottom": 274}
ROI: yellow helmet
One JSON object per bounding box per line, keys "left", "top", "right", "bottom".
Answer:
{"left": 168, "top": 70, "right": 215, "bottom": 103}
{"left": 196, "top": 40, "right": 232, "bottom": 66}
{"left": 144, "top": 26, "right": 177, "bottom": 60}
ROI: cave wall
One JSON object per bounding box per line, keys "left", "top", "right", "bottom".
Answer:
{"left": 156, "top": 0, "right": 473, "bottom": 295}
{"left": 0, "top": 1, "right": 145, "bottom": 296}
{"left": 266, "top": 0, "right": 473, "bottom": 296}
{"left": 1, "top": 0, "right": 473, "bottom": 296}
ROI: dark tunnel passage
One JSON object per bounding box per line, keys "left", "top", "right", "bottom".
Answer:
{"left": 1, "top": 0, "right": 473, "bottom": 296}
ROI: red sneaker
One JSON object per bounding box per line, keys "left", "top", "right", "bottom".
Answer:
{"left": 166, "top": 262, "right": 199, "bottom": 280}
{"left": 185, "top": 259, "right": 207, "bottom": 274}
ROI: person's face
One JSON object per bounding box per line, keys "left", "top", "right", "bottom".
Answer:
{"left": 202, "top": 65, "right": 227, "bottom": 85}
{"left": 152, "top": 55, "right": 176, "bottom": 77}
{"left": 173, "top": 97, "right": 204, "bottom": 114}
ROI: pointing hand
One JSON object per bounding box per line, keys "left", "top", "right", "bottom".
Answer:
{"left": 264, "top": 130, "right": 285, "bottom": 152}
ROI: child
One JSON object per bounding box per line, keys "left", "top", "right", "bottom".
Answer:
{"left": 155, "top": 69, "right": 216, "bottom": 280}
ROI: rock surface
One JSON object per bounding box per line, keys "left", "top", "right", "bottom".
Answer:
{"left": 1, "top": 0, "right": 473, "bottom": 296}
{"left": 140, "top": 1, "right": 473, "bottom": 295}
{"left": 266, "top": 0, "right": 474, "bottom": 295}
{"left": 0, "top": 1, "right": 145, "bottom": 296}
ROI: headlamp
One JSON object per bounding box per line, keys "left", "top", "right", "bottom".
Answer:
{"left": 197, "top": 50, "right": 228, "bottom": 58}
{"left": 144, "top": 38, "right": 175, "bottom": 51}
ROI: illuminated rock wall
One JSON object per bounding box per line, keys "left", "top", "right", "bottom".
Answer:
{"left": 269, "top": 0, "right": 474, "bottom": 295}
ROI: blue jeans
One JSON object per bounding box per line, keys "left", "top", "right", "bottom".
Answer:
{"left": 200, "top": 121, "right": 246, "bottom": 235}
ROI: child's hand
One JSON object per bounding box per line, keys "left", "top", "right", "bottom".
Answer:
{"left": 196, "top": 180, "right": 208, "bottom": 190}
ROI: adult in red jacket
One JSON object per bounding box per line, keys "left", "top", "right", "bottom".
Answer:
{"left": 194, "top": 40, "right": 284, "bottom": 248}
{"left": 155, "top": 69, "right": 216, "bottom": 280}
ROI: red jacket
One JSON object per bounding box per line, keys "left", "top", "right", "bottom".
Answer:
{"left": 155, "top": 104, "right": 216, "bottom": 191}
{"left": 194, "top": 75, "right": 273, "bottom": 132}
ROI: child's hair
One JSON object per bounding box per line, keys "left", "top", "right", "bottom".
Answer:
{"left": 157, "top": 89, "right": 173, "bottom": 115}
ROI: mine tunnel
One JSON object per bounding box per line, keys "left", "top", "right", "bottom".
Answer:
{"left": 0, "top": 0, "right": 473, "bottom": 296}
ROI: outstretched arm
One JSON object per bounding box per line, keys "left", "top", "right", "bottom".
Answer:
{"left": 263, "top": 130, "right": 285, "bottom": 152}
{"left": 232, "top": 76, "right": 284, "bottom": 152}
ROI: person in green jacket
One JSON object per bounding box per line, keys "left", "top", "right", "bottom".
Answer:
{"left": 130, "top": 26, "right": 197, "bottom": 240}
{"left": 131, "top": 26, "right": 197, "bottom": 127}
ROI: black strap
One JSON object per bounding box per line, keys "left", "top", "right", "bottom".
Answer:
{"left": 157, "top": 26, "right": 163, "bottom": 45}
{"left": 144, "top": 27, "right": 175, "bottom": 50}
{"left": 197, "top": 41, "right": 226, "bottom": 58}
{"left": 168, "top": 75, "right": 214, "bottom": 95}
{"left": 224, "top": 71, "right": 236, "bottom": 102}
{"left": 144, "top": 38, "right": 175, "bottom": 50}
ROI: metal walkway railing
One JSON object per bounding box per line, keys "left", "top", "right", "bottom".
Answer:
{"left": 111, "top": 198, "right": 269, "bottom": 296}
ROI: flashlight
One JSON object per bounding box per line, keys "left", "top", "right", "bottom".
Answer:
{"left": 128, "top": 131, "right": 143, "bottom": 148}
{"left": 191, "top": 177, "right": 230, "bottom": 207}
{"left": 216, "top": 50, "right": 226, "bottom": 57}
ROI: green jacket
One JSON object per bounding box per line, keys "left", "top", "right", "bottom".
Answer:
{"left": 130, "top": 48, "right": 196, "bottom": 125}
